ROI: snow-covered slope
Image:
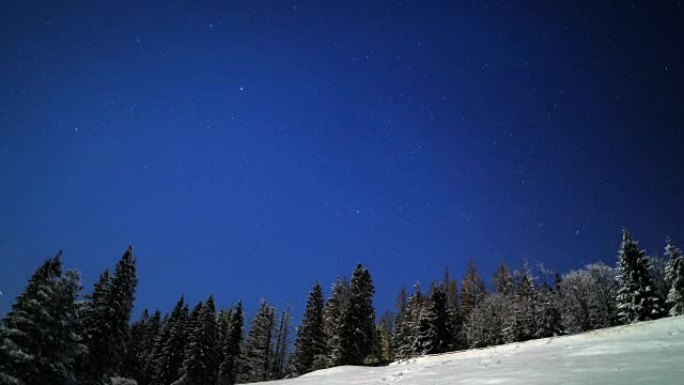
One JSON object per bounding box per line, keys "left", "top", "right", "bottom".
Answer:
{"left": 254, "top": 316, "right": 684, "bottom": 384}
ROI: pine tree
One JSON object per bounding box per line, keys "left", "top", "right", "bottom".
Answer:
{"left": 503, "top": 268, "right": 537, "bottom": 343}
{"left": 1, "top": 254, "right": 61, "bottom": 385}
{"left": 81, "top": 246, "right": 138, "bottom": 383}
{"left": 239, "top": 299, "right": 275, "bottom": 383}
{"left": 79, "top": 269, "right": 112, "bottom": 384}
{"left": 217, "top": 302, "right": 244, "bottom": 385}
{"left": 415, "top": 286, "right": 452, "bottom": 355}
{"left": 139, "top": 310, "right": 162, "bottom": 385}
{"left": 649, "top": 253, "right": 670, "bottom": 310}
{"left": 123, "top": 309, "right": 150, "bottom": 382}
{"left": 493, "top": 262, "right": 514, "bottom": 296}
{"left": 217, "top": 308, "right": 234, "bottom": 360}
{"left": 123, "top": 309, "right": 162, "bottom": 385}
{"left": 334, "top": 264, "right": 376, "bottom": 365}
{"left": 535, "top": 283, "right": 563, "bottom": 338}
{"left": 461, "top": 261, "right": 486, "bottom": 317}
{"left": 109, "top": 246, "right": 138, "bottom": 374}
{"left": 665, "top": 239, "right": 684, "bottom": 316}
{"left": 323, "top": 277, "right": 350, "bottom": 366}
{"left": 291, "top": 283, "right": 326, "bottom": 376}
{"left": 0, "top": 252, "right": 86, "bottom": 385}
{"left": 465, "top": 293, "right": 509, "bottom": 348}
{"left": 151, "top": 297, "right": 189, "bottom": 385}
{"left": 396, "top": 283, "right": 423, "bottom": 359}
{"left": 616, "top": 230, "right": 666, "bottom": 323}
{"left": 173, "top": 296, "right": 219, "bottom": 385}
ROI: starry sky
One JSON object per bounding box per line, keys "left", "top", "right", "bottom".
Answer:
{"left": 1, "top": 1, "right": 683, "bottom": 318}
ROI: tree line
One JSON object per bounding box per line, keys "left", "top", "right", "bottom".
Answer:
{"left": 1, "top": 229, "right": 684, "bottom": 385}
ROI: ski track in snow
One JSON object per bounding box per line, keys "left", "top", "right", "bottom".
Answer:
{"left": 249, "top": 316, "right": 684, "bottom": 385}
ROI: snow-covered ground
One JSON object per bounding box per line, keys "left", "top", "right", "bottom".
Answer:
{"left": 254, "top": 316, "right": 684, "bottom": 384}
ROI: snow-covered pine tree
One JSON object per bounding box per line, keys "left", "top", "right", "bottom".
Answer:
{"left": 649, "top": 253, "right": 670, "bottom": 312}
{"left": 535, "top": 281, "right": 563, "bottom": 338}
{"left": 291, "top": 283, "right": 326, "bottom": 376}
{"left": 0, "top": 252, "right": 86, "bottom": 385}
{"left": 465, "top": 293, "right": 509, "bottom": 348}
{"left": 217, "top": 301, "right": 244, "bottom": 385}
{"left": 616, "top": 230, "right": 666, "bottom": 323}
{"left": 0, "top": 253, "right": 61, "bottom": 385}
{"left": 79, "top": 269, "right": 112, "bottom": 384}
{"left": 503, "top": 266, "right": 537, "bottom": 343}
{"left": 217, "top": 308, "right": 232, "bottom": 345}
{"left": 334, "top": 264, "right": 376, "bottom": 365}
{"left": 665, "top": 239, "right": 684, "bottom": 316}
{"left": 138, "top": 310, "right": 162, "bottom": 385}
{"left": 119, "top": 309, "right": 162, "bottom": 385}
{"left": 215, "top": 308, "right": 232, "bottom": 382}
{"left": 109, "top": 246, "right": 138, "bottom": 374}
{"left": 415, "top": 285, "right": 452, "bottom": 355}
{"left": 150, "top": 297, "right": 189, "bottom": 385}
{"left": 80, "top": 246, "right": 138, "bottom": 384}
{"left": 217, "top": 307, "right": 233, "bottom": 362}
{"left": 238, "top": 299, "right": 276, "bottom": 383}
{"left": 461, "top": 261, "right": 487, "bottom": 317}
{"left": 173, "top": 296, "right": 219, "bottom": 385}
{"left": 323, "top": 277, "right": 350, "bottom": 366}
{"left": 396, "top": 283, "right": 423, "bottom": 359}
{"left": 123, "top": 309, "right": 151, "bottom": 382}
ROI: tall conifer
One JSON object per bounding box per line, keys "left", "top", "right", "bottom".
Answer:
{"left": 239, "top": 299, "right": 275, "bottom": 383}
{"left": 616, "top": 230, "right": 666, "bottom": 323}
{"left": 217, "top": 302, "right": 244, "bottom": 385}
{"left": 291, "top": 283, "right": 326, "bottom": 375}
{"left": 81, "top": 247, "right": 138, "bottom": 383}
{"left": 665, "top": 239, "right": 684, "bottom": 316}
{"left": 0, "top": 253, "right": 85, "bottom": 385}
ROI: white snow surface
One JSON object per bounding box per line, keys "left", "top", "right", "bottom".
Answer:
{"left": 252, "top": 316, "right": 684, "bottom": 384}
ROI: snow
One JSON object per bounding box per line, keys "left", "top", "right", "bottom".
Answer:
{"left": 253, "top": 316, "right": 684, "bottom": 384}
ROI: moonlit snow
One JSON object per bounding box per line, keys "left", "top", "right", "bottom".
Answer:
{"left": 252, "top": 316, "right": 684, "bottom": 385}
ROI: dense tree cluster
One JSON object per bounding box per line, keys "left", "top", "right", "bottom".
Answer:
{"left": 0, "top": 252, "right": 84, "bottom": 385}
{"left": 385, "top": 230, "right": 681, "bottom": 361}
{"left": 2, "top": 229, "right": 683, "bottom": 384}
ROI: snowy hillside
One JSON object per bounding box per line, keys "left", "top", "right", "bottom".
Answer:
{"left": 253, "top": 316, "right": 684, "bottom": 385}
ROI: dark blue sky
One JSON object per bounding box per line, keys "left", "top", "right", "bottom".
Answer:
{"left": 1, "top": 1, "right": 683, "bottom": 317}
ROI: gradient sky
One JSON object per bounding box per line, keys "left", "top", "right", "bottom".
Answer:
{"left": 1, "top": 0, "right": 683, "bottom": 318}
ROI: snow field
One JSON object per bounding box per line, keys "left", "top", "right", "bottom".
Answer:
{"left": 251, "top": 316, "right": 684, "bottom": 384}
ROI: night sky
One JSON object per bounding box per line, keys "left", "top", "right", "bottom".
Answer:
{"left": 1, "top": 1, "right": 683, "bottom": 318}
